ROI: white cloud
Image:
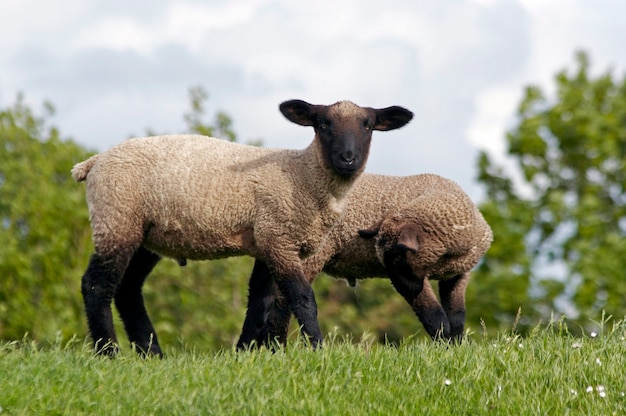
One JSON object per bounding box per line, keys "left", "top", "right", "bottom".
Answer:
{"left": 167, "top": 1, "right": 261, "bottom": 33}
{"left": 72, "top": 17, "right": 154, "bottom": 55}
{"left": 467, "top": 86, "right": 520, "bottom": 158}
{"left": 70, "top": 1, "right": 264, "bottom": 56}
{"left": 0, "top": 0, "right": 87, "bottom": 54}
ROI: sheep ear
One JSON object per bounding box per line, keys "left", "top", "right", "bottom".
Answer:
{"left": 280, "top": 99, "right": 316, "bottom": 126}
{"left": 396, "top": 224, "right": 418, "bottom": 253}
{"left": 358, "top": 224, "right": 380, "bottom": 239}
{"left": 373, "top": 106, "right": 413, "bottom": 131}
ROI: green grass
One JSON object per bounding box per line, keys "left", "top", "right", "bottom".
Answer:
{"left": 2, "top": 321, "right": 626, "bottom": 415}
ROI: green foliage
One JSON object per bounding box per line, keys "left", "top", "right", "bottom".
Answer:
{"left": 0, "top": 94, "right": 93, "bottom": 340}
{"left": 313, "top": 276, "right": 424, "bottom": 344}
{"left": 3, "top": 322, "right": 626, "bottom": 415}
{"left": 184, "top": 86, "right": 236, "bottom": 141}
{"left": 473, "top": 51, "right": 626, "bottom": 332}
{"left": 139, "top": 258, "right": 253, "bottom": 350}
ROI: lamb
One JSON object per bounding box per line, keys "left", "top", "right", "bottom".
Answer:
{"left": 71, "top": 99, "right": 413, "bottom": 356}
{"left": 239, "top": 173, "right": 492, "bottom": 346}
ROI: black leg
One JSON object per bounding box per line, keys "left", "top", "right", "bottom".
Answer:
{"left": 275, "top": 275, "right": 322, "bottom": 348}
{"left": 257, "top": 292, "right": 292, "bottom": 348}
{"left": 238, "top": 254, "right": 322, "bottom": 350}
{"left": 384, "top": 250, "right": 450, "bottom": 341}
{"left": 439, "top": 273, "right": 469, "bottom": 343}
{"left": 81, "top": 253, "right": 127, "bottom": 356}
{"left": 114, "top": 246, "right": 162, "bottom": 356}
{"left": 412, "top": 279, "right": 450, "bottom": 340}
{"left": 237, "top": 260, "right": 276, "bottom": 350}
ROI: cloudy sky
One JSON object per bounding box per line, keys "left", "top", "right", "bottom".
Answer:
{"left": 2, "top": 0, "right": 625, "bottom": 199}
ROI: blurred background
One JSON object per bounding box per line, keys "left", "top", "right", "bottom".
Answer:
{"left": 1, "top": 0, "right": 625, "bottom": 349}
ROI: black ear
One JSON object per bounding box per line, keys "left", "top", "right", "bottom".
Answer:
{"left": 358, "top": 224, "right": 380, "bottom": 239}
{"left": 373, "top": 106, "right": 413, "bottom": 131}
{"left": 396, "top": 224, "right": 419, "bottom": 253}
{"left": 279, "top": 100, "right": 316, "bottom": 126}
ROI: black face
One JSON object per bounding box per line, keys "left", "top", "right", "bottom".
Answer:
{"left": 279, "top": 99, "right": 414, "bottom": 178}
{"left": 314, "top": 110, "right": 374, "bottom": 177}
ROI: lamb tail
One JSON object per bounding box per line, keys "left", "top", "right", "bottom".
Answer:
{"left": 71, "top": 155, "right": 99, "bottom": 182}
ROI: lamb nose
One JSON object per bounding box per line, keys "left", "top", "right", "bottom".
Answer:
{"left": 341, "top": 152, "right": 355, "bottom": 164}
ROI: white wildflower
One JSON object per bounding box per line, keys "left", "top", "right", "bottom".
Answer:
{"left": 572, "top": 341, "right": 583, "bottom": 349}
{"left": 586, "top": 385, "right": 607, "bottom": 397}
{"left": 596, "top": 358, "right": 602, "bottom": 366}
{"left": 590, "top": 332, "right": 598, "bottom": 338}
{"left": 444, "top": 379, "right": 452, "bottom": 386}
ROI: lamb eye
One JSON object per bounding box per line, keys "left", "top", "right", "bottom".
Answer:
{"left": 364, "top": 121, "right": 372, "bottom": 131}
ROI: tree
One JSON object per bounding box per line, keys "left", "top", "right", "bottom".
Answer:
{"left": 470, "top": 51, "right": 626, "bottom": 333}
{"left": 183, "top": 86, "right": 236, "bottom": 142}
{"left": 0, "top": 94, "right": 94, "bottom": 340}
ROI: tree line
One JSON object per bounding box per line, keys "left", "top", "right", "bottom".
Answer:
{"left": 1, "top": 51, "right": 624, "bottom": 348}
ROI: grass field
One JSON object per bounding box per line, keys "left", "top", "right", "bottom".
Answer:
{"left": 2, "top": 320, "right": 626, "bottom": 415}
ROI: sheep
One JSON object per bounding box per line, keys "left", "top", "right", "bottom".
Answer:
{"left": 239, "top": 173, "right": 492, "bottom": 346}
{"left": 71, "top": 99, "right": 413, "bottom": 356}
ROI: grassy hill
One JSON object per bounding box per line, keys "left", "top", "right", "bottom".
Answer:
{"left": 2, "top": 320, "right": 625, "bottom": 415}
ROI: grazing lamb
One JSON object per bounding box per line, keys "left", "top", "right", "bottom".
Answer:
{"left": 239, "top": 173, "right": 492, "bottom": 346}
{"left": 72, "top": 99, "right": 413, "bottom": 356}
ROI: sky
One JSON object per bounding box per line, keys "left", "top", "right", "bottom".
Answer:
{"left": 1, "top": 0, "right": 625, "bottom": 199}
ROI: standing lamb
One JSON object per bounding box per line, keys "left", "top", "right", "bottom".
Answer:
{"left": 239, "top": 173, "right": 492, "bottom": 347}
{"left": 71, "top": 99, "right": 413, "bottom": 356}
